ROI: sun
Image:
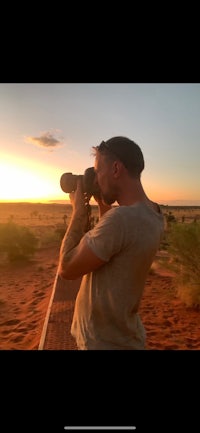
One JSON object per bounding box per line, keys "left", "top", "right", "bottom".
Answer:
{"left": 0, "top": 159, "right": 62, "bottom": 202}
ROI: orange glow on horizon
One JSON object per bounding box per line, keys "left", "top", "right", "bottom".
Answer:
{"left": 1, "top": 153, "right": 197, "bottom": 205}
{"left": 0, "top": 154, "right": 65, "bottom": 203}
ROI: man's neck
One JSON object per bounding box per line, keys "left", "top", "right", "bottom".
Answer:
{"left": 117, "top": 179, "right": 147, "bottom": 206}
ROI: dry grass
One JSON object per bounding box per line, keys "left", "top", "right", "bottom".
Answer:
{"left": 161, "top": 205, "right": 200, "bottom": 224}
{"left": 0, "top": 202, "right": 99, "bottom": 251}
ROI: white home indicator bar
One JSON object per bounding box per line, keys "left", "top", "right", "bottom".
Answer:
{"left": 64, "top": 427, "right": 136, "bottom": 430}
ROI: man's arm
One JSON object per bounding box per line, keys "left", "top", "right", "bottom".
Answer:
{"left": 93, "top": 193, "right": 112, "bottom": 218}
{"left": 58, "top": 178, "right": 106, "bottom": 280}
{"left": 58, "top": 236, "right": 105, "bottom": 280}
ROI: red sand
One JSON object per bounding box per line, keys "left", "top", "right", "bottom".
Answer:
{"left": 0, "top": 246, "right": 200, "bottom": 350}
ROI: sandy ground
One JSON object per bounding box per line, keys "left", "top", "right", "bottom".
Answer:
{"left": 0, "top": 244, "right": 200, "bottom": 350}
{"left": 0, "top": 246, "right": 59, "bottom": 350}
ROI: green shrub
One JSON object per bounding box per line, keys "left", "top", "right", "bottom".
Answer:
{"left": 0, "top": 221, "right": 38, "bottom": 262}
{"left": 167, "top": 222, "right": 200, "bottom": 307}
{"left": 38, "top": 226, "right": 64, "bottom": 248}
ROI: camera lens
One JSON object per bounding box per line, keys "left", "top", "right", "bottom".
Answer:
{"left": 60, "top": 173, "right": 78, "bottom": 193}
{"left": 60, "top": 167, "right": 101, "bottom": 197}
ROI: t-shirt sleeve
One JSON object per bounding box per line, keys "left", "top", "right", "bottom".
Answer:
{"left": 84, "top": 208, "right": 126, "bottom": 262}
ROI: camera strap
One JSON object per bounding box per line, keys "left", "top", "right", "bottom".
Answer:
{"left": 85, "top": 202, "right": 92, "bottom": 232}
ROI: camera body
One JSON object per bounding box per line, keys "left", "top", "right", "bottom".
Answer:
{"left": 60, "top": 167, "right": 100, "bottom": 197}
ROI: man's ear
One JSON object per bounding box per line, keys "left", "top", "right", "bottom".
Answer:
{"left": 112, "top": 160, "right": 123, "bottom": 178}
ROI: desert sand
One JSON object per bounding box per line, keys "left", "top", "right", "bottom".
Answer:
{"left": 0, "top": 202, "right": 200, "bottom": 350}
{"left": 0, "top": 244, "right": 200, "bottom": 350}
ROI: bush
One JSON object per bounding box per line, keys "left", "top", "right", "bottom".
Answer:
{"left": 0, "top": 221, "right": 38, "bottom": 262}
{"left": 167, "top": 222, "right": 200, "bottom": 307}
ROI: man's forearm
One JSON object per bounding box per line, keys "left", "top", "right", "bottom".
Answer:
{"left": 59, "top": 211, "right": 87, "bottom": 266}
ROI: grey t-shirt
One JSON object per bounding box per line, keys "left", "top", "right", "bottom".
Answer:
{"left": 71, "top": 203, "right": 164, "bottom": 350}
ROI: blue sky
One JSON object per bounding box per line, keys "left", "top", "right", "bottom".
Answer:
{"left": 0, "top": 83, "right": 200, "bottom": 204}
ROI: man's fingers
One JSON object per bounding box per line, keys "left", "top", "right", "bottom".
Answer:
{"left": 69, "top": 191, "right": 75, "bottom": 203}
{"left": 76, "top": 176, "right": 84, "bottom": 192}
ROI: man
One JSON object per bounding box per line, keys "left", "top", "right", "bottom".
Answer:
{"left": 58, "top": 136, "right": 164, "bottom": 350}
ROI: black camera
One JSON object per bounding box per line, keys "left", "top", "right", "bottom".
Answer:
{"left": 60, "top": 167, "right": 100, "bottom": 197}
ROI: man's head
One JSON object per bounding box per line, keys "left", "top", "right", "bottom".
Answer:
{"left": 93, "top": 136, "right": 145, "bottom": 205}
{"left": 94, "top": 136, "right": 144, "bottom": 178}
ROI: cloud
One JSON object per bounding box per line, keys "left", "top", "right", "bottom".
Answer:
{"left": 25, "top": 131, "right": 64, "bottom": 150}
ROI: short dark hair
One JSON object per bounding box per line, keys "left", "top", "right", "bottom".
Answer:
{"left": 93, "top": 136, "right": 144, "bottom": 178}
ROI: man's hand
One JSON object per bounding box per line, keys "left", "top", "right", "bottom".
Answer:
{"left": 93, "top": 193, "right": 112, "bottom": 217}
{"left": 69, "top": 177, "right": 91, "bottom": 231}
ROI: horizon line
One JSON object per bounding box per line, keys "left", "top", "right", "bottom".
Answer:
{"left": 1, "top": 199, "right": 200, "bottom": 207}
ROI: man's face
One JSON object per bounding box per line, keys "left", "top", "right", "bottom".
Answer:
{"left": 94, "top": 153, "right": 117, "bottom": 205}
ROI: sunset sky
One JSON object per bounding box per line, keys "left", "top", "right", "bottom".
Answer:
{"left": 0, "top": 83, "right": 200, "bottom": 205}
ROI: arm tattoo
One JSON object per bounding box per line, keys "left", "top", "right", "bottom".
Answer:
{"left": 60, "top": 207, "right": 90, "bottom": 265}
